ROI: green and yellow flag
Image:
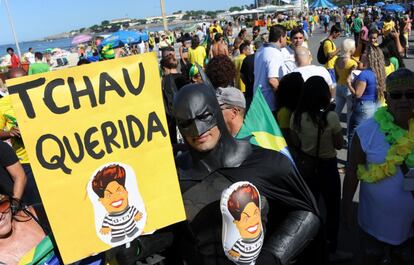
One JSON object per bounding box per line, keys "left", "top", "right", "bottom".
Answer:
{"left": 236, "top": 88, "right": 292, "bottom": 160}
{"left": 19, "top": 236, "right": 55, "bottom": 265}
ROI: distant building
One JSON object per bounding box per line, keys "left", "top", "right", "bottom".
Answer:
{"left": 257, "top": 0, "right": 274, "bottom": 6}
{"left": 146, "top": 13, "right": 184, "bottom": 24}
{"left": 110, "top": 18, "right": 132, "bottom": 24}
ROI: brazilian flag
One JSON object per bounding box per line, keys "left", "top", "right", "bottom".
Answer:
{"left": 236, "top": 88, "right": 292, "bottom": 160}
{"left": 19, "top": 235, "right": 57, "bottom": 265}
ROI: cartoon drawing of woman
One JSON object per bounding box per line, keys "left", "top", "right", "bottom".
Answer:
{"left": 91, "top": 164, "right": 143, "bottom": 243}
{"left": 221, "top": 182, "right": 264, "bottom": 265}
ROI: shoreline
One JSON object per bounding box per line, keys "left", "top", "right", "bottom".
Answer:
{"left": 42, "top": 20, "right": 204, "bottom": 42}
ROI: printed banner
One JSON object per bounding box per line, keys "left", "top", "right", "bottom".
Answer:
{"left": 7, "top": 53, "right": 186, "bottom": 264}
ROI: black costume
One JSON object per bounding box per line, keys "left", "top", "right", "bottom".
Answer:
{"left": 112, "top": 83, "right": 323, "bottom": 265}
{"left": 172, "top": 84, "right": 322, "bottom": 265}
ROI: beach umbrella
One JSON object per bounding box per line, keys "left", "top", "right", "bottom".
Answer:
{"left": 382, "top": 4, "right": 405, "bottom": 12}
{"left": 310, "top": 0, "right": 337, "bottom": 9}
{"left": 375, "top": 1, "right": 385, "bottom": 7}
{"left": 139, "top": 32, "right": 149, "bottom": 42}
{"left": 100, "top": 30, "right": 141, "bottom": 48}
{"left": 71, "top": 34, "right": 92, "bottom": 45}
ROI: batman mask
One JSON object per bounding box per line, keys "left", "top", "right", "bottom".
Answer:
{"left": 173, "top": 83, "right": 252, "bottom": 173}
{"left": 173, "top": 83, "right": 220, "bottom": 138}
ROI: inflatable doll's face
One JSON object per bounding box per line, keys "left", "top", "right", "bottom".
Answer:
{"left": 0, "top": 198, "right": 12, "bottom": 237}
{"left": 99, "top": 181, "right": 129, "bottom": 213}
{"left": 234, "top": 202, "right": 261, "bottom": 239}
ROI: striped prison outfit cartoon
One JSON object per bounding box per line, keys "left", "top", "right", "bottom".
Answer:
{"left": 102, "top": 205, "right": 140, "bottom": 243}
{"left": 230, "top": 231, "right": 264, "bottom": 265}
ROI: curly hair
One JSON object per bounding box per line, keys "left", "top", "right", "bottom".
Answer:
{"left": 227, "top": 184, "right": 260, "bottom": 221}
{"left": 366, "top": 44, "right": 386, "bottom": 101}
{"left": 205, "top": 55, "right": 236, "bottom": 88}
{"left": 92, "top": 164, "right": 126, "bottom": 198}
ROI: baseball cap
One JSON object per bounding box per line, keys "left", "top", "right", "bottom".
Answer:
{"left": 216, "top": 86, "right": 246, "bottom": 109}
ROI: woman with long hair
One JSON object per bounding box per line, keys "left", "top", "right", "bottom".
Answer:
{"left": 275, "top": 72, "right": 304, "bottom": 148}
{"left": 347, "top": 32, "right": 384, "bottom": 143}
{"left": 290, "top": 76, "right": 345, "bottom": 260}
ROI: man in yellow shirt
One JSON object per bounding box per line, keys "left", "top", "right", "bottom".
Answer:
{"left": 188, "top": 36, "right": 206, "bottom": 68}
{"left": 234, "top": 41, "right": 251, "bottom": 93}
{"left": 209, "top": 20, "right": 223, "bottom": 34}
{"left": 324, "top": 25, "right": 341, "bottom": 85}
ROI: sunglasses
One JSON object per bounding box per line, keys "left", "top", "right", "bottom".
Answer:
{"left": 388, "top": 90, "right": 414, "bottom": 100}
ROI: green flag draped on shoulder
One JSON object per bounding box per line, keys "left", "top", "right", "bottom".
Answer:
{"left": 236, "top": 87, "right": 292, "bottom": 160}
{"left": 19, "top": 235, "right": 56, "bottom": 265}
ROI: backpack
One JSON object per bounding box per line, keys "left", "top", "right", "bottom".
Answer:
{"left": 317, "top": 39, "right": 333, "bottom": 65}
{"left": 324, "top": 15, "right": 330, "bottom": 24}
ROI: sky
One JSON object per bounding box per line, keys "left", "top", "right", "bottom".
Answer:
{"left": 0, "top": 0, "right": 253, "bottom": 45}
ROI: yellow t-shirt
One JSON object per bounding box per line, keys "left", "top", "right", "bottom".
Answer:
{"left": 0, "top": 96, "right": 29, "bottom": 164}
{"left": 234, "top": 54, "right": 246, "bottom": 93}
{"left": 188, "top": 46, "right": 206, "bottom": 68}
{"left": 209, "top": 25, "right": 223, "bottom": 34}
{"left": 382, "top": 21, "right": 395, "bottom": 37}
{"left": 277, "top": 107, "right": 292, "bottom": 129}
{"left": 335, "top": 58, "right": 358, "bottom": 85}
{"left": 385, "top": 63, "right": 395, "bottom": 77}
{"left": 324, "top": 39, "right": 337, "bottom": 69}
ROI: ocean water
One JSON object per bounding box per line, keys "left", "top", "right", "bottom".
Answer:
{"left": 0, "top": 38, "right": 73, "bottom": 57}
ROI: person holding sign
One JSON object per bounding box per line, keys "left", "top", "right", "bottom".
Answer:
{"left": 171, "top": 83, "right": 322, "bottom": 265}
{"left": 0, "top": 68, "right": 42, "bottom": 206}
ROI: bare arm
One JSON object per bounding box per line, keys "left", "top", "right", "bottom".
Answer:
{"left": 6, "top": 161, "right": 27, "bottom": 200}
{"left": 178, "top": 45, "right": 184, "bottom": 59}
{"left": 390, "top": 31, "right": 405, "bottom": 55}
{"left": 269, "top": 77, "right": 279, "bottom": 92}
{"left": 328, "top": 48, "right": 340, "bottom": 59}
{"left": 345, "top": 65, "right": 358, "bottom": 94}
{"left": 224, "top": 45, "right": 229, "bottom": 57}
{"left": 353, "top": 80, "right": 367, "bottom": 98}
{"left": 209, "top": 46, "right": 214, "bottom": 60}
{"left": 0, "top": 127, "right": 21, "bottom": 141}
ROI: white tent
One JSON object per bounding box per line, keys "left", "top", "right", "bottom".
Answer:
{"left": 229, "top": 9, "right": 263, "bottom": 16}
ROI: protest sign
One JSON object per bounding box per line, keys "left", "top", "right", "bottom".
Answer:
{"left": 7, "top": 53, "right": 186, "bottom": 264}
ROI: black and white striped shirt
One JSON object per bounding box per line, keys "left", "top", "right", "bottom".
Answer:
{"left": 230, "top": 231, "right": 264, "bottom": 265}
{"left": 102, "top": 205, "right": 139, "bottom": 238}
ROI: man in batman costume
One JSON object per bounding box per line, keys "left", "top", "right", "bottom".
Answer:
{"left": 170, "top": 83, "right": 322, "bottom": 265}
{"left": 111, "top": 82, "right": 323, "bottom": 265}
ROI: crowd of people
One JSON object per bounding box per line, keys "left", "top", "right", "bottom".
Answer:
{"left": 157, "top": 6, "right": 414, "bottom": 265}
{"left": 0, "top": 4, "right": 413, "bottom": 265}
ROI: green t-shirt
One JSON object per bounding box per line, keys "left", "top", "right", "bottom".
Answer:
{"left": 28, "top": 62, "right": 50, "bottom": 75}
{"left": 353, "top": 17, "right": 362, "bottom": 33}
{"left": 390, "top": 57, "right": 399, "bottom": 71}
